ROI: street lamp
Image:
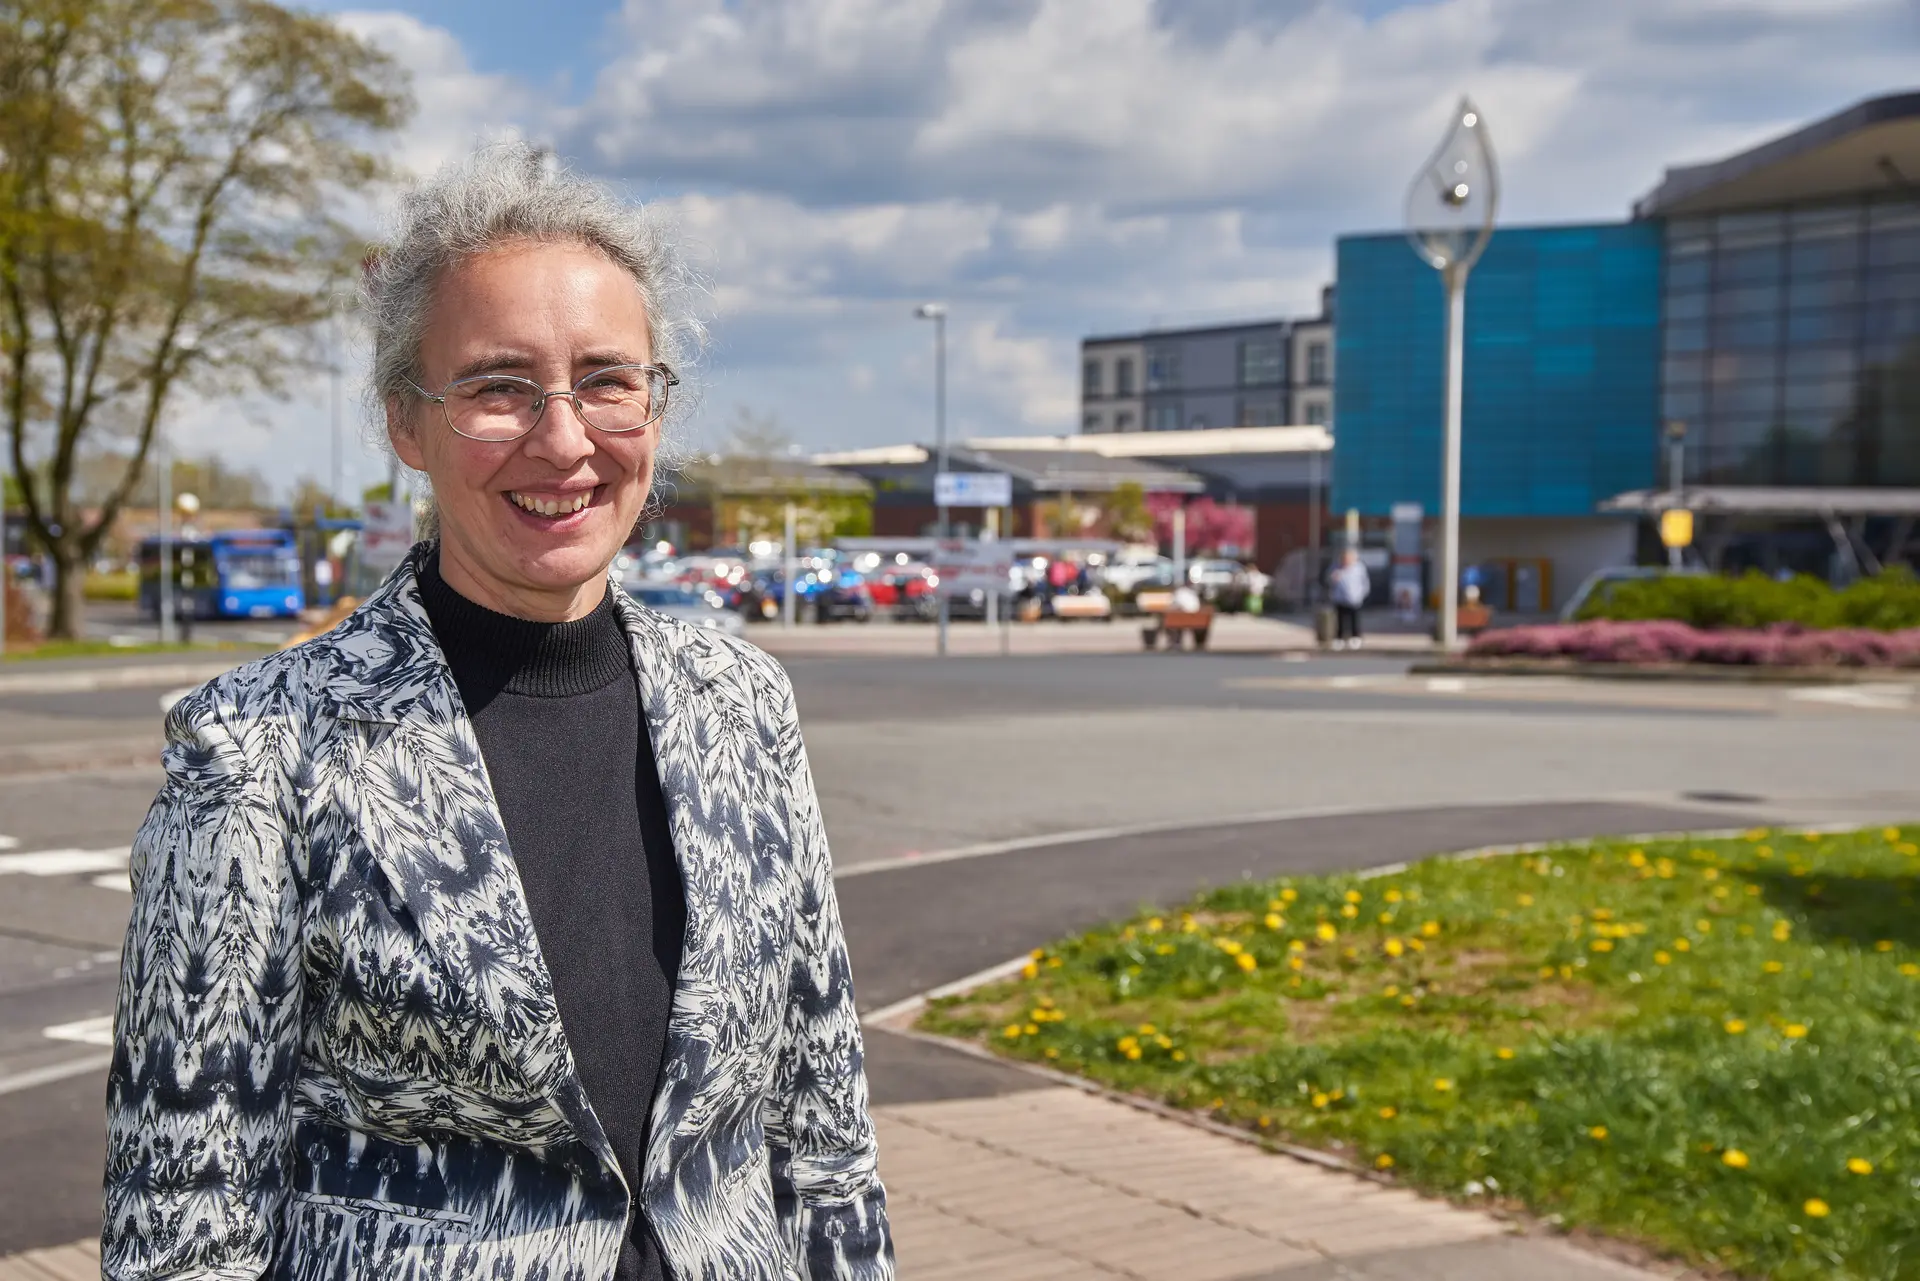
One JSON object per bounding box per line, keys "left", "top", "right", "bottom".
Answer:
{"left": 914, "top": 301, "right": 949, "bottom": 655}
{"left": 1405, "top": 96, "right": 1498, "bottom": 648}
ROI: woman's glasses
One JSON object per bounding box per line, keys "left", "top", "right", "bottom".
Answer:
{"left": 408, "top": 364, "right": 676, "bottom": 442}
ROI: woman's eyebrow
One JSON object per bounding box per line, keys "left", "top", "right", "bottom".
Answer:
{"left": 448, "top": 352, "right": 537, "bottom": 381}
{"left": 577, "top": 350, "right": 645, "bottom": 369}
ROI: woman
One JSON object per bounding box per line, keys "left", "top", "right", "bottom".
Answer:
{"left": 102, "top": 146, "right": 893, "bottom": 1281}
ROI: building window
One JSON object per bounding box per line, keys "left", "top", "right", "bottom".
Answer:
{"left": 1148, "top": 403, "right": 1179, "bottom": 431}
{"left": 1236, "top": 397, "right": 1282, "bottom": 427}
{"left": 1083, "top": 410, "right": 1101, "bottom": 432}
{"left": 1114, "top": 410, "right": 1136, "bottom": 432}
{"left": 1114, "top": 357, "right": 1135, "bottom": 397}
{"left": 1082, "top": 358, "right": 1102, "bottom": 397}
{"left": 1238, "top": 338, "right": 1282, "bottom": 386}
{"left": 1303, "top": 399, "right": 1329, "bottom": 427}
{"left": 1188, "top": 412, "right": 1210, "bottom": 430}
{"left": 1306, "top": 341, "right": 1329, "bottom": 385}
{"left": 1147, "top": 350, "right": 1181, "bottom": 390}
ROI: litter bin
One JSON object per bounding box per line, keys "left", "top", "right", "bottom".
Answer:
{"left": 1314, "top": 605, "right": 1337, "bottom": 647}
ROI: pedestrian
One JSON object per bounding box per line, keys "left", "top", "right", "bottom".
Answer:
{"left": 1329, "top": 548, "right": 1370, "bottom": 649}
{"left": 103, "top": 144, "right": 892, "bottom": 1281}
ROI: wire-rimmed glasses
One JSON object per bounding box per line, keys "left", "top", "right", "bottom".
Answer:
{"left": 408, "top": 363, "right": 676, "bottom": 443}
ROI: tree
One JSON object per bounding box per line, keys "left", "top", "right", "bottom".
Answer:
{"left": 1150, "top": 494, "right": 1256, "bottom": 558}
{"left": 1100, "top": 480, "right": 1153, "bottom": 544}
{"left": 0, "top": 0, "right": 409, "bottom": 636}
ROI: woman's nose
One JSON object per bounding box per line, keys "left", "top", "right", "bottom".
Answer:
{"left": 524, "top": 394, "right": 595, "bottom": 467}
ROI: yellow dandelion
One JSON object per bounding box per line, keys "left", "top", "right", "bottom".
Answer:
{"left": 1023, "top": 1023, "right": 1039, "bottom": 1036}
{"left": 1385, "top": 889, "right": 1403, "bottom": 903}
{"left": 1400, "top": 995, "right": 1415, "bottom": 1007}
{"left": 1628, "top": 850, "right": 1648, "bottom": 868}
{"left": 1384, "top": 938, "right": 1405, "bottom": 958}
{"left": 1172, "top": 1050, "right": 1187, "bottom": 1061}
{"left": 1724, "top": 1019, "right": 1748, "bottom": 1034}
{"left": 1316, "top": 923, "right": 1338, "bottom": 942}
{"left": 1384, "top": 984, "right": 1400, "bottom": 997}
{"left": 1236, "top": 952, "right": 1258, "bottom": 972}
{"left": 1763, "top": 960, "right": 1785, "bottom": 974}
{"left": 1654, "top": 950, "right": 1672, "bottom": 965}
{"left": 1421, "top": 921, "right": 1442, "bottom": 938}
{"left": 1539, "top": 965, "right": 1555, "bottom": 978}
{"left": 1281, "top": 888, "right": 1299, "bottom": 903}
{"left": 1592, "top": 908, "right": 1613, "bottom": 920}
{"left": 1590, "top": 939, "right": 1614, "bottom": 953}
{"left": 1124, "top": 1047, "right": 1142, "bottom": 1060}
{"left": 1885, "top": 826, "right": 1902, "bottom": 842}
{"left": 1156, "top": 943, "right": 1175, "bottom": 955}
{"left": 1408, "top": 938, "right": 1427, "bottom": 953}
{"left": 1496, "top": 1047, "right": 1515, "bottom": 1060}
{"left": 1722, "top": 1149, "right": 1749, "bottom": 1169}
{"left": 1378, "top": 912, "right": 1395, "bottom": 925}
{"left": 1848, "top": 1158, "right": 1873, "bottom": 1175}
{"left": 1258, "top": 1115, "right": 1271, "bottom": 1128}
{"left": 1589, "top": 1125, "right": 1609, "bottom": 1141}
{"left": 1378, "top": 1105, "right": 1398, "bottom": 1119}
{"left": 1345, "top": 890, "right": 1363, "bottom": 904}
{"left": 1117, "top": 1035, "right": 1139, "bottom": 1052}
{"left": 1375, "top": 1153, "right": 1395, "bottom": 1169}
{"left": 1874, "top": 940, "right": 1894, "bottom": 952}
{"left": 1772, "top": 921, "right": 1792, "bottom": 941}
{"left": 1340, "top": 904, "right": 1359, "bottom": 919}
{"left": 1312, "top": 1092, "right": 1329, "bottom": 1108}
{"left": 1517, "top": 893, "right": 1535, "bottom": 907}
{"left": 1155, "top": 1034, "right": 1172, "bottom": 1048}
{"left": 1002, "top": 1024, "right": 1022, "bottom": 1040}
{"left": 1288, "top": 956, "right": 1306, "bottom": 972}
{"left": 1265, "top": 913, "right": 1285, "bottom": 930}
{"left": 1900, "top": 963, "right": 1919, "bottom": 977}
{"left": 1138, "top": 1023, "right": 1157, "bottom": 1035}
{"left": 1697, "top": 919, "right": 1713, "bottom": 933}
{"left": 1146, "top": 917, "right": 1164, "bottom": 932}
{"left": 1020, "top": 962, "right": 1040, "bottom": 980}
{"left": 1433, "top": 1078, "right": 1453, "bottom": 1092}
{"left": 1559, "top": 965, "right": 1573, "bottom": 980}
{"left": 1784, "top": 1023, "right": 1808, "bottom": 1039}
{"left": 1675, "top": 938, "right": 1692, "bottom": 952}
{"left": 1804, "top": 1198, "right": 1830, "bottom": 1218}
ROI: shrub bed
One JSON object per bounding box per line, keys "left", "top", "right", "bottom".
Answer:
{"left": 921, "top": 826, "right": 1920, "bottom": 1281}
{"left": 1578, "top": 570, "right": 1920, "bottom": 631}
{"left": 1466, "top": 620, "right": 1920, "bottom": 667}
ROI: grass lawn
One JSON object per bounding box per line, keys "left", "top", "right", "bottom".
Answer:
{"left": 0, "top": 638, "right": 262, "bottom": 661}
{"left": 921, "top": 825, "right": 1920, "bottom": 1281}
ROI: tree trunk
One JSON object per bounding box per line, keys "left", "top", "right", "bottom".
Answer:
{"left": 46, "top": 540, "right": 87, "bottom": 640}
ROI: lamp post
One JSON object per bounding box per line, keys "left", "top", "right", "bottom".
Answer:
{"left": 915, "top": 301, "right": 949, "bottom": 656}
{"left": 1405, "top": 97, "right": 1498, "bottom": 649}
{"left": 1665, "top": 418, "right": 1688, "bottom": 570}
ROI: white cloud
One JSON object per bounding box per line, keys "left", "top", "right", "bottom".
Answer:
{"left": 176, "top": 0, "right": 1920, "bottom": 481}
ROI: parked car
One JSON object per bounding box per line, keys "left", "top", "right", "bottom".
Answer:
{"left": 866, "top": 563, "right": 938, "bottom": 621}
{"left": 1188, "top": 558, "right": 1253, "bottom": 612}
{"left": 1099, "top": 551, "right": 1171, "bottom": 595}
{"left": 622, "top": 582, "right": 745, "bottom": 637}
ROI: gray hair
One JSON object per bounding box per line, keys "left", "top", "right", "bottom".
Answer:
{"left": 361, "top": 142, "right": 702, "bottom": 473}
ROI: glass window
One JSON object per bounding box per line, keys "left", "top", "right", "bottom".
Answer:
{"left": 1665, "top": 253, "right": 1711, "bottom": 294}
{"left": 1147, "top": 351, "right": 1181, "bottom": 391}
{"left": 1789, "top": 233, "right": 1861, "bottom": 278}
{"left": 1148, "top": 403, "right": 1180, "bottom": 431}
{"left": 1664, "top": 319, "right": 1708, "bottom": 354}
{"left": 1711, "top": 379, "right": 1781, "bottom": 417}
{"left": 1083, "top": 358, "right": 1102, "bottom": 396}
{"left": 1114, "top": 410, "right": 1136, "bottom": 431}
{"left": 1716, "top": 210, "right": 1785, "bottom": 244}
{"left": 1711, "top": 283, "right": 1781, "bottom": 316}
{"left": 1304, "top": 400, "right": 1329, "bottom": 426}
{"left": 1237, "top": 339, "right": 1283, "bottom": 386}
{"left": 1083, "top": 410, "right": 1101, "bottom": 431}
{"left": 1236, "top": 396, "right": 1282, "bottom": 427}
{"left": 1709, "top": 350, "right": 1778, "bottom": 384}
{"left": 1188, "top": 412, "right": 1211, "bottom": 430}
{"left": 1782, "top": 379, "right": 1858, "bottom": 414}
{"left": 1785, "top": 345, "right": 1858, "bottom": 383}
{"left": 1661, "top": 385, "right": 1706, "bottom": 421}
{"left": 1869, "top": 200, "right": 1920, "bottom": 234}
{"left": 1306, "top": 341, "right": 1329, "bottom": 385}
{"left": 1866, "top": 266, "right": 1920, "bottom": 304}
{"left": 1717, "top": 245, "right": 1784, "bottom": 285}
{"left": 1786, "top": 307, "right": 1859, "bottom": 346}
{"left": 1867, "top": 231, "right": 1920, "bottom": 271}
{"left": 1713, "top": 310, "right": 1780, "bottom": 348}
{"left": 1788, "top": 274, "right": 1860, "bottom": 309}
{"left": 1666, "top": 291, "right": 1707, "bottom": 323}
{"left": 1114, "top": 357, "right": 1135, "bottom": 397}
{"left": 1663, "top": 353, "right": 1707, "bottom": 386}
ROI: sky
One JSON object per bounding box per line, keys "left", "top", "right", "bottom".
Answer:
{"left": 169, "top": 0, "right": 1919, "bottom": 500}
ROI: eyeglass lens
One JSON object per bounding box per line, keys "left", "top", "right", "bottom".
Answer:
{"left": 442, "top": 366, "right": 668, "bottom": 441}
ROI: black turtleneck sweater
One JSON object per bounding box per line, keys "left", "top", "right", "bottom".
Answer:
{"left": 418, "top": 556, "right": 684, "bottom": 1281}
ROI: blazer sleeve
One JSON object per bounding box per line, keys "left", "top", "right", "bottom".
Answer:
{"left": 102, "top": 685, "right": 306, "bottom": 1281}
{"left": 762, "top": 671, "right": 895, "bottom": 1281}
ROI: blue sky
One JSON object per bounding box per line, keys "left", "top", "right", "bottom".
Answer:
{"left": 183, "top": 0, "right": 1919, "bottom": 496}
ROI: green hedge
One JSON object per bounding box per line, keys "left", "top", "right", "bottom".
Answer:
{"left": 1577, "top": 569, "right": 1920, "bottom": 631}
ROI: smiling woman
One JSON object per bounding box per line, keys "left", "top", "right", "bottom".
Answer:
{"left": 103, "top": 145, "right": 893, "bottom": 1281}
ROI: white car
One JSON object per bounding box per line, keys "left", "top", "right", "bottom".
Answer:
{"left": 623, "top": 582, "right": 745, "bottom": 637}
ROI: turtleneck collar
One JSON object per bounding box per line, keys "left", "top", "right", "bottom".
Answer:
{"left": 416, "top": 552, "right": 631, "bottom": 699}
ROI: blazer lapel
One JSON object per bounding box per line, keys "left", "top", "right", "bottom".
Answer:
{"left": 323, "top": 555, "right": 613, "bottom": 1164}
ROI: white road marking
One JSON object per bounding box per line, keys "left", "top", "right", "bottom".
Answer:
{"left": 0, "top": 847, "right": 130, "bottom": 876}
{"left": 92, "top": 871, "right": 132, "bottom": 893}
{"left": 1789, "top": 684, "right": 1915, "bottom": 711}
{"left": 43, "top": 1015, "right": 115, "bottom": 1047}
{"left": 1426, "top": 677, "right": 1469, "bottom": 692}
{"left": 0, "top": 1053, "right": 113, "bottom": 1097}
{"left": 0, "top": 834, "right": 16, "bottom": 851}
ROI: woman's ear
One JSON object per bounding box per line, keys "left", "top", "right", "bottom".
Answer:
{"left": 388, "top": 397, "right": 428, "bottom": 472}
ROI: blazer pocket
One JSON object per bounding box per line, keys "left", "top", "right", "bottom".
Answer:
{"left": 277, "top": 1190, "right": 472, "bottom": 1281}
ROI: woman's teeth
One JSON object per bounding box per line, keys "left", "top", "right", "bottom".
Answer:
{"left": 509, "top": 491, "right": 592, "bottom": 517}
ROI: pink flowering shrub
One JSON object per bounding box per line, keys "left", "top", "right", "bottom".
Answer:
{"left": 1467, "top": 621, "right": 1920, "bottom": 668}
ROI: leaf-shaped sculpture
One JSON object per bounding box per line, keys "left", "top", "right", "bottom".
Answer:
{"left": 1405, "top": 97, "right": 1499, "bottom": 275}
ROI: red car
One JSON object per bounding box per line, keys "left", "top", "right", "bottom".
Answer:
{"left": 866, "top": 563, "right": 937, "bottom": 620}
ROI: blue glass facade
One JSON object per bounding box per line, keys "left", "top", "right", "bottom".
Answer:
{"left": 1332, "top": 222, "right": 1664, "bottom": 517}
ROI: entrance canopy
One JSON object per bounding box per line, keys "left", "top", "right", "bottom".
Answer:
{"left": 1601, "top": 487, "right": 1920, "bottom": 517}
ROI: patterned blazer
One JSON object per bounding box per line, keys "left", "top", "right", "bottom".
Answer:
{"left": 103, "top": 549, "right": 893, "bottom": 1281}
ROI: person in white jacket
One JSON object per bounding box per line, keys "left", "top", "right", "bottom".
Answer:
{"left": 1328, "top": 549, "right": 1371, "bottom": 649}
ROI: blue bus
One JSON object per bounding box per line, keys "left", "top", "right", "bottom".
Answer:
{"left": 138, "top": 528, "right": 305, "bottom": 620}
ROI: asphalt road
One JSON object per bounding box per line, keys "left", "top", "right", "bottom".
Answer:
{"left": 2, "top": 650, "right": 1918, "bottom": 1253}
